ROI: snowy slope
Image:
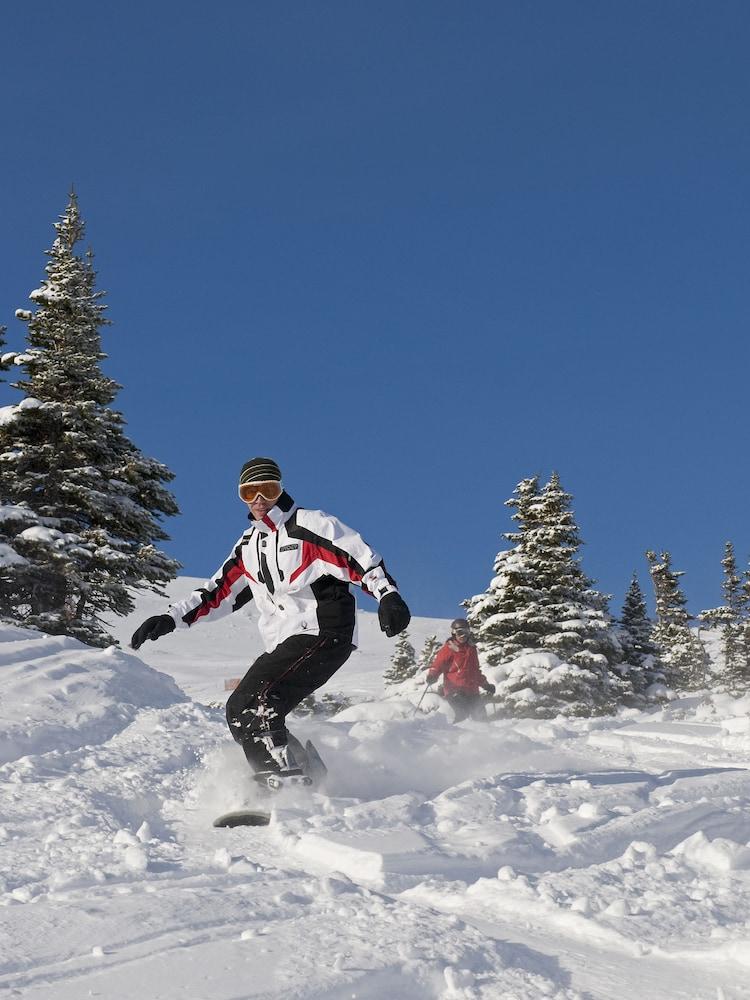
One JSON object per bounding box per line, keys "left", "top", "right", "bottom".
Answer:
{"left": 0, "top": 622, "right": 185, "bottom": 764}
{"left": 1, "top": 583, "right": 750, "bottom": 999}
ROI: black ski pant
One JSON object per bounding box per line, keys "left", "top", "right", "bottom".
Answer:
{"left": 447, "top": 691, "right": 487, "bottom": 723}
{"left": 226, "top": 632, "right": 354, "bottom": 773}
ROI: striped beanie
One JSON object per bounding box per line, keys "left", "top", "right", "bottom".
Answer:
{"left": 239, "top": 457, "right": 282, "bottom": 486}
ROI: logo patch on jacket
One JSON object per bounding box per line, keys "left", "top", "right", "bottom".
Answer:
{"left": 280, "top": 544, "right": 299, "bottom": 552}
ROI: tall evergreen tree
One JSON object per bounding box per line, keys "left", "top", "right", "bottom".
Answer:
{"left": 384, "top": 630, "right": 417, "bottom": 686}
{"left": 699, "top": 542, "right": 749, "bottom": 692}
{"left": 646, "top": 550, "right": 704, "bottom": 690}
{"left": 0, "top": 193, "right": 179, "bottom": 645}
{"left": 618, "top": 573, "right": 665, "bottom": 697}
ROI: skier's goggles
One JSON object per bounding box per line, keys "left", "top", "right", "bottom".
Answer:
{"left": 238, "top": 481, "right": 283, "bottom": 503}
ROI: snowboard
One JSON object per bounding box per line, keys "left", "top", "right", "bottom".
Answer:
{"left": 213, "top": 735, "right": 327, "bottom": 828}
{"left": 213, "top": 809, "right": 271, "bottom": 828}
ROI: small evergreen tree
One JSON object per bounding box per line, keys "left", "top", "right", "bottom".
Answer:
{"left": 646, "top": 550, "right": 704, "bottom": 690}
{"left": 416, "top": 634, "right": 441, "bottom": 673}
{"left": 532, "top": 474, "right": 623, "bottom": 674}
{"left": 293, "top": 691, "right": 353, "bottom": 717}
{"left": 467, "top": 473, "right": 628, "bottom": 717}
{"left": 498, "top": 473, "right": 627, "bottom": 715}
{"left": 699, "top": 542, "right": 749, "bottom": 692}
{"left": 384, "top": 630, "right": 417, "bottom": 686}
{"left": 0, "top": 193, "right": 180, "bottom": 645}
{"left": 618, "top": 573, "right": 665, "bottom": 698}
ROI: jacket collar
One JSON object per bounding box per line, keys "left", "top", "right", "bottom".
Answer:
{"left": 448, "top": 638, "right": 474, "bottom": 652}
{"left": 248, "top": 491, "right": 296, "bottom": 534}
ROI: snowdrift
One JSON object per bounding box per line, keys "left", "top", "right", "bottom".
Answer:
{"left": 0, "top": 622, "right": 186, "bottom": 764}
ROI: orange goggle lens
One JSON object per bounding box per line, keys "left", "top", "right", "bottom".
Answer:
{"left": 238, "top": 481, "right": 282, "bottom": 503}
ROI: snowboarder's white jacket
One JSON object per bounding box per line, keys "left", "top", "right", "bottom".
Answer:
{"left": 169, "top": 492, "right": 399, "bottom": 651}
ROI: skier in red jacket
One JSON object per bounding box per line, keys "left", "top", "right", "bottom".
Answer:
{"left": 426, "top": 619, "right": 495, "bottom": 722}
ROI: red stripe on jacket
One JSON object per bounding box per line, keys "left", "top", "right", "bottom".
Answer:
{"left": 289, "top": 540, "right": 363, "bottom": 585}
{"left": 190, "top": 560, "right": 247, "bottom": 624}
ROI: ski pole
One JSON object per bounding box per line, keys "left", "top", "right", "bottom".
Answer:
{"left": 412, "top": 683, "right": 430, "bottom": 717}
{"left": 484, "top": 693, "right": 500, "bottom": 720}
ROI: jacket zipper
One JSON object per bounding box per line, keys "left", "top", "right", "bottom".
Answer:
{"left": 275, "top": 532, "right": 285, "bottom": 581}
{"left": 255, "top": 534, "right": 274, "bottom": 595}
{"left": 260, "top": 549, "right": 275, "bottom": 594}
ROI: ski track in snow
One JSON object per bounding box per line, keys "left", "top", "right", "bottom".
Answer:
{"left": 1, "top": 582, "right": 750, "bottom": 999}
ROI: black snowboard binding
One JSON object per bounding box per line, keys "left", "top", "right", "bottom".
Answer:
{"left": 252, "top": 767, "right": 313, "bottom": 792}
{"left": 288, "top": 732, "right": 328, "bottom": 786}
{"left": 252, "top": 733, "right": 328, "bottom": 792}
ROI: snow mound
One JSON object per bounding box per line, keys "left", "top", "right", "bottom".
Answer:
{"left": 0, "top": 622, "right": 187, "bottom": 763}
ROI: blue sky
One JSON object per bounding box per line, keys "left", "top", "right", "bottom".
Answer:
{"left": 2, "top": 1, "right": 749, "bottom": 620}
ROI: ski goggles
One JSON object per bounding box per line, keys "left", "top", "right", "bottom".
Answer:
{"left": 452, "top": 625, "right": 471, "bottom": 637}
{"left": 238, "top": 481, "right": 283, "bottom": 503}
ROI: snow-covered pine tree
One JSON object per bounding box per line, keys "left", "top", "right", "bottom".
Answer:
{"left": 0, "top": 192, "right": 180, "bottom": 646}
{"left": 1, "top": 314, "right": 59, "bottom": 612}
{"left": 416, "top": 634, "right": 441, "bottom": 673}
{"left": 646, "top": 550, "right": 704, "bottom": 690}
{"left": 699, "top": 542, "right": 749, "bottom": 692}
{"left": 383, "top": 630, "right": 417, "bottom": 686}
{"left": 618, "top": 573, "right": 665, "bottom": 699}
{"left": 465, "top": 476, "right": 545, "bottom": 665}
{"left": 468, "top": 473, "right": 627, "bottom": 717}
{"left": 511, "top": 472, "right": 626, "bottom": 713}
{"left": 0, "top": 326, "right": 30, "bottom": 611}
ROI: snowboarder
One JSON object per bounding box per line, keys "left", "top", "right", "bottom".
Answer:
{"left": 130, "top": 457, "right": 411, "bottom": 787}
{"left": 425, "top": 619, "right": 495, "bottom": 722}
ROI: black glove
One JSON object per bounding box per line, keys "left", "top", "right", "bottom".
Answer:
{"left": 483, "top": 682, "right": 496, "bottom": 695}
{"left": 425, "top": 674, "right": 437, "bottom": 686}
{"left": 378, "top": 592, "right": 411, "bottom": 637}
{"left": 131, "top": 614, "right": 176, "bottom": 650}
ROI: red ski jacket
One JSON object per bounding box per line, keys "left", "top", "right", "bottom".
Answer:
{"left": 427, "top": 639, "right": 490, "bottom": 696}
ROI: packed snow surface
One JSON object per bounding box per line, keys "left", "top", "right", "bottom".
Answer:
{"left": 1, "top": 578, "right": 750, "bottom": 999}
